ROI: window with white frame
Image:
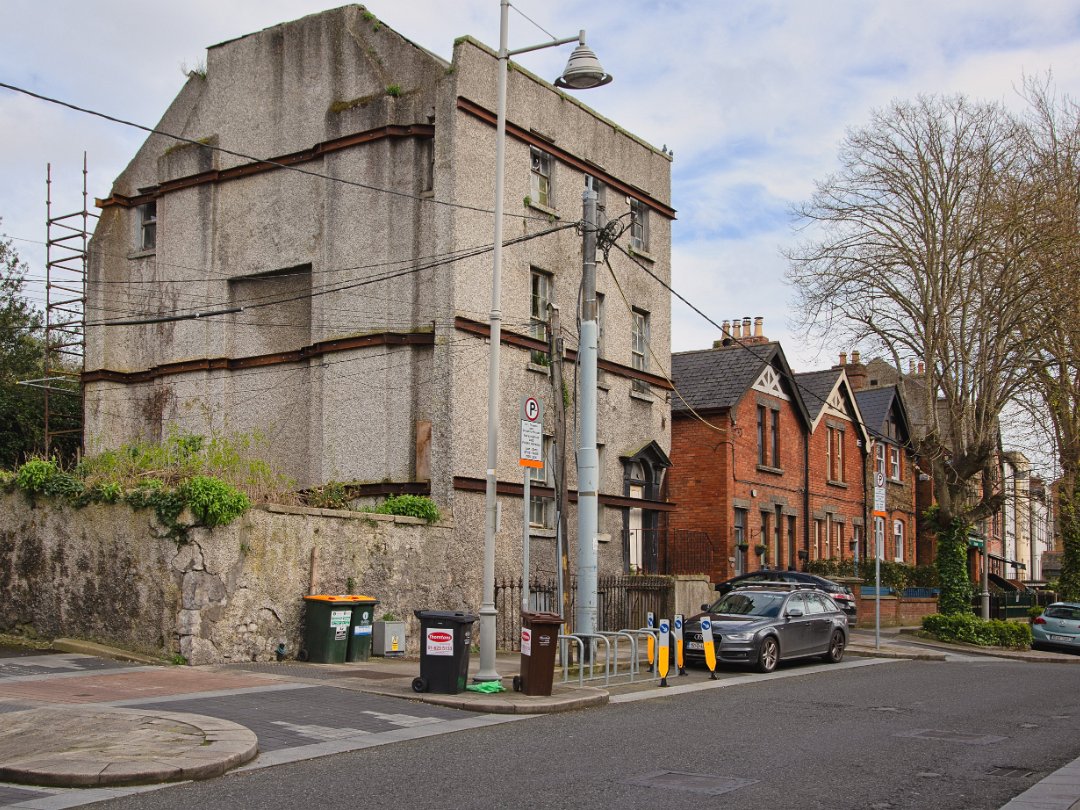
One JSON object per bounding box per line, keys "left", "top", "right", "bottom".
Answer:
{"left": 889, "top": 446, "right": 902, "bottom": 481}
{"left": 629, "top": 198, "right": 649, "bottom": 252}
{"left": 530, "top": 267, "right": 552, "bottom": 365}
{"left": 875, "top": 443, "right": 886, "bottom": 477}
{"left": 530, "top": 147, "right": 552, "bottom": 208}
{"left": 893, "top": 519, "right": 905, "bottom": 561}
{"left": 138, "top": 201, "right": 157, "bottom": 251}
{"left": 827, "top": 426, "right": 845, "bottom": 483}
{"left": 631, "top": 308, "right": 650, "bottom": 393}
{"left": 872, "top": 516, "right": 885, "bottom": 558}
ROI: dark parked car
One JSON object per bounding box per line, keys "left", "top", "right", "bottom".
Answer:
{"left": 715, "top": 570, "right": 857, "bottom": 621}
{"left": 1032, "top": 602, "right": 1080, "bottom": 653}
{"left": 685, "top": 583, "right": 849, "bottom": 673}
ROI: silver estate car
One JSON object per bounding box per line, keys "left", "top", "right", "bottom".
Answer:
{"left": 684, "top": 583, "right": 849, "bottom": 673}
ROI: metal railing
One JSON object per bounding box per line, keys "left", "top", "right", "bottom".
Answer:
{"left": 623, "top": 528, "right": 716, "bottom": 576}
{"left": 494, "top": 575, "right": 672, "bottom": 652}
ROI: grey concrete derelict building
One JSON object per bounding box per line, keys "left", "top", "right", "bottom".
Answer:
{"left": 84, "top": 5, "right": 674, "bottom": 598}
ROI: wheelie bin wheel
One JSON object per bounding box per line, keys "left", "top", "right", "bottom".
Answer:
{"left": 412, "top": 676, "right": 427, "bottom": 693}
{"left": 512, "top": 675, "right": 522, "bottom": 692}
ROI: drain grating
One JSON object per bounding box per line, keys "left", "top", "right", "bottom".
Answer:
{"left": 897, "top": 729, "right": 1008, "bottom": 746}
{"left": 986, "top": 766, "right": 1037, "bottom": 779}
{"left": 627, "top": 771, "right": 758, "bottom": 797}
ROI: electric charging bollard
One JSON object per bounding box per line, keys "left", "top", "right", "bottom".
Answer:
{"left": 700, "top": 617, "right": 718, "bottom": 680}
{"left": 674, "top": 613, "right": 687, "bottom": 676}
{"left": 646, "top": 612, "right": 656, "bottom": 672}
{"left": 657, "top": 618, "right": 670, "bottom": 687}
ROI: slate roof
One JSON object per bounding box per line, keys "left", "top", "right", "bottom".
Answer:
{"left": 854, "top": 387, "right": 898, "bottom": 439}
{"left": 793, "top": 369, "right": 841, "bottom": 422}
{"left": 671, "top": 342, "right": 782, "bottom": 413}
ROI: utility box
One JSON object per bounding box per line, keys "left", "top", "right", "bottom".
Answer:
{"left": 373, "top": 620, "right": 407, "bottom": 657}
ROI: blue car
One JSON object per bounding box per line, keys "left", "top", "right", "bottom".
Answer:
{"left": 1032, "top": 602, "right": 1080, "bottom": 653}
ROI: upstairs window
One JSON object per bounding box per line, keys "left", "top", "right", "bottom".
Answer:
{"left": 631, "top": 308, "right": 650, "bottom": 393}
{"left": 530, "top": 268, "right": 552, "bottom": 365}
{"left": 138, "top": 201, "right": 157, "bottom": 251}
{"left": 889, "top": 446, "right": 902, "bottom": 481}
{"left": 827, "top": 426, "right": 845, "bottom": 483}
{"left": 529, "top": 436, "right": 553, "bottom": 528}
{"left": 630, "top": 198, "right": 649, "bottom": 252}
{"left": 757, "top": 405, "right": 767, "bottom": 466}
{"left": 770, "top": 409, "right": 780, "bottom": 467}
{"left": 530, "top": 147, "right": 552, "bottom": 208}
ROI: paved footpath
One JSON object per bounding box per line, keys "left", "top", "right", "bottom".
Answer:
{"left": 0, "top": 632, "right": 1078, "bottom": 810}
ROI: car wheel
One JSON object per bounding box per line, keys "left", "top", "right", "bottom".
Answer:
{"left": 756, "top": 636, "right": 779, "bottom": 673}
{"left": 822, "top": 630, "right": 845, "bottom": 663}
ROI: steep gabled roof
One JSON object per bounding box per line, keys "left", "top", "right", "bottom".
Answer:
{"left": 793, "top": 369, "right": 838, "bottom": 423}
{"left": 671, "top": 342, "right": 811, "bottom": 427}
{"left": 854, "top": 385, "right": 912, "bottom": 445}
{"left": 794, "top": 368, "right": 869, "bottom": 445}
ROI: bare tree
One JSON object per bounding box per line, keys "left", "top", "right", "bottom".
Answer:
{"left": 787, "top": 95, "right": 1043, "bottom": 613}
{"left": 1016, "top": 78, "right": 1080, "bottom": 600}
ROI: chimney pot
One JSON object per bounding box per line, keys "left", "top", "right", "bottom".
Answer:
{"left": 839, "top": 352, "right": 847, "bottom": 366}
{"left": 918, "top": 361, "right": 925, "bottom": 374}
{"left": 851, "top": 350, "right": 861, "bottom": 364}
{"left": 721, "top": 320, "right": 730, "bottom": 337}
{"left": 732, "top": 321, "right": 741, "bottom": 338}
{"left": 754, "top": 316, "right": 763, "bottom": 338}
{"left": 908, "top": 359, "right": 914, "bottom": 373}
{"left": 742, "top": 316, "right": 752, "bottom": 332}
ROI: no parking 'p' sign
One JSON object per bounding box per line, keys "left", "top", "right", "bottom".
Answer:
{"left": 519, "top": 396, "right": 544, "bottom": 468}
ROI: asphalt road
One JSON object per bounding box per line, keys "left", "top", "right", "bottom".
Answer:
{"left": 94, "top": 657, "right": 1080, "bottom": 810}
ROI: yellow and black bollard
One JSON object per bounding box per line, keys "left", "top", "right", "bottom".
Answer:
{"left": 674, "top": 613, "right": 687, "bottom": 676}
{"left": 657, "top": 618, "right": 670, "bottom": 687}
{"left": 700, "top": 617, "right": 718, "bottom": 680}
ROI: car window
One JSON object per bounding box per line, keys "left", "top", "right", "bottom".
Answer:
{"left": 804, "top": 594, "right": 828, "bottom": 614}
{"left": 1045, "top": 605, "right": 1080, "bottom": 621}
{"left": 785, "top": 594, "right": 806, "bottom": 615}
{"left": 711, "top": 592, "right": 786, "bottom": 618}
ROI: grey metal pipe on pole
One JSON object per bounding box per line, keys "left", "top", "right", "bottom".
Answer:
{"left": 476, "top": 0, "right": 511, "bottom": 684}
{"left": 576, "top": 187, "right": 599, "bottom": 649}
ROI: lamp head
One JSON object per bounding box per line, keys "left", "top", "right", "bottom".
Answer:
{"left": 554, "top": 40, "right": 613, "bottom": 90}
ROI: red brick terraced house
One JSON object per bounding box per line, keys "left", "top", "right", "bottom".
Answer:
{"left": 793, "top": 367, "right": 869, "bottom": 567}
{"left": 668, "top": 320, "right": 812, "bottom": 582}
{"left": 852, "top": 382, "right": 917, "bottom": 566}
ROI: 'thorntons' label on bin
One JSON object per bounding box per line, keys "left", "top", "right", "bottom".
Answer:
{"left": 425, "top": 628, "right": 454, "bottom": 656}
{"left": 521, "top": 628, "right": 532, "bottom": 656}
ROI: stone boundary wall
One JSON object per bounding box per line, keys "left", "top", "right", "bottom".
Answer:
{"left": 0, "top": 493, "right": 463, "bottom": 664}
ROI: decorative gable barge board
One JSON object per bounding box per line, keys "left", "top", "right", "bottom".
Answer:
{"left": 454, "top": 317, "right": 674, "bottom": 390}
{"left": 456, "top": 97, "right": 677, "bottom": 220}
{"left": 83, "top": 331, "right": 434, "bottom": 384}
{"left": 453, "top": 476, "right": 677, "bottom": 512}
{"left": 96, "top": 124, "right": 436, "bottom": 208}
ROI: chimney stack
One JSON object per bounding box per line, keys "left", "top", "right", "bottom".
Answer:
{"left": 839, "top": 352, "right": 847, "bottom": 366}
{"left": 846, "top": 348, "right": 868, "bottom": 391}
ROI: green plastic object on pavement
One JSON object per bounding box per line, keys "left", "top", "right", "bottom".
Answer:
{"left": 465, "top": 680, "right": 506, "bottom": 693}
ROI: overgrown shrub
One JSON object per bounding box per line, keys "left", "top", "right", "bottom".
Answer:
{"left": 922, "top": 613, "right": 1031, "bottom": 648}
{"left": 369, "top": 494, "right": 440, "bottom": 523}
{"left": 180, "top": 476, "right": 251, "bottom": 527}
{"left": 15, "top": 458, "right": 58, "bottom": 493}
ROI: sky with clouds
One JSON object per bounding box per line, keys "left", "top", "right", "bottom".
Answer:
{"left": 2, "top": 2, "right": 1079, "bottom": 393}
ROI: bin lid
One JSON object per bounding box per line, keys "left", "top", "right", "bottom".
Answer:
{"left": 305, "top": 594, "right": 379, "bottom": 603}
{"left": 414, "top": 609, "right": 479, "bottom": 623}
{"left": 522, "top": 611, "right": 563, "bottom": 624}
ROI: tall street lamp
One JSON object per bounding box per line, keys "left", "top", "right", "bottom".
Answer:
{"left": 477, "top": 0, "right": 612, "bottom": 683}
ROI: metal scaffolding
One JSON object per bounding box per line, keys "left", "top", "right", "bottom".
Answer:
{"left": 37, "top": 155, "right": 95, "bottom": 456}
